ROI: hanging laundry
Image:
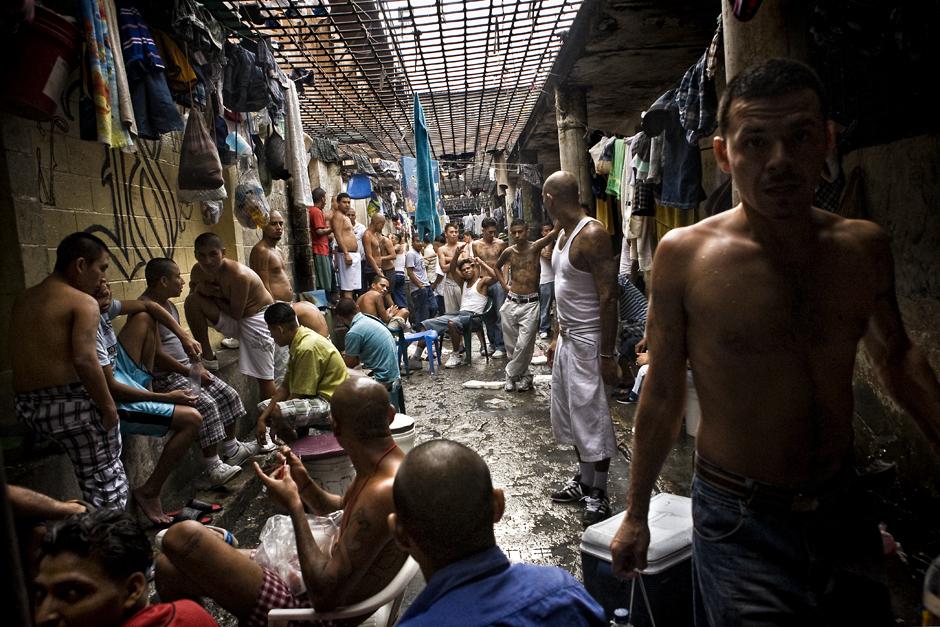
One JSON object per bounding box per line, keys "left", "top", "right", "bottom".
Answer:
{"left": 605, "top": 139, "right": 625, "bottom": 197}
{"left": 172, "top": 0, "right": 224, "bottom": 59}
{"left": 100, "top": 0, "right": 136, "bottom": 145}
{"left": 223, "top": 41, "right": 270, "bottom": 113}
{"left": 152, "top": 30, "right": 197, "bottom": 95}
{"left": 283, "top": 80, "right": 312, "bottom": 206}
{"left": 242, "top": 38, "right": 286, "bottom": 117}
{"left": 117, "top": 8, "right": 183, "bottom": 140}
{"left": 676, "top": 51, "right": 718, "bottom": 145}
{"left": 79, "top": 0, "right": 133, "bottom": 148}
{"left": 643, "top": 89, "right": 704, "bottom": 211}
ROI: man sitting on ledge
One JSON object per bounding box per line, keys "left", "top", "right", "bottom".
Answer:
{"left": 156, "top": 378, "right": 407, "bottom": 627}
{"left": 390, "top": 439, "right": 606, "bottom": 626}
{"left": 257, "top": 302, "right": 348, "bottom": 442}
{"left": 357, "top": 274, "right": 410, "bottom": 331}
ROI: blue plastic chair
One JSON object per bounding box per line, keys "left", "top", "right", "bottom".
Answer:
{"left": 397, "top": 328, "right": 442, "bottom": 375}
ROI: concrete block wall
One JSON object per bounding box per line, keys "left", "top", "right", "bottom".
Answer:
{"left": 0, "top": 105, "right": 299, "bottom": 500}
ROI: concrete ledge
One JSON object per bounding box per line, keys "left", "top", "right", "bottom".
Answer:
{"left": 5, "top": 346, "right": 262, "bottom": 509}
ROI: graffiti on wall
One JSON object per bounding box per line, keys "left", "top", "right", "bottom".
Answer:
{"left": 85, "top": 140, "right": 194, "bottom": 281}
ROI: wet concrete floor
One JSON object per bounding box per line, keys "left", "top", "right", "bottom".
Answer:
{"left": 190, "top": 335, "right": 932, "bottom": 625}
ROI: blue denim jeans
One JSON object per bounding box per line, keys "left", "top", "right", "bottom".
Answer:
{"left": 538, "top": 281, "right": 554, "bottom": 334}
{"left": 409, "top": 287, "right": 431, "bottom": 325}
{"left": 390, "top": 271, "right": 407, "bottom": 309}
{"left": 485, "top": 282, "right": 505, "bottom": 350}
{"left": 691, "top": 475, "right": 891, "bottom": 627}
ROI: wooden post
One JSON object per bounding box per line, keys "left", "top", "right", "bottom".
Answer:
{"left": 554, "top": 86, "right": 593, "bottom": 208}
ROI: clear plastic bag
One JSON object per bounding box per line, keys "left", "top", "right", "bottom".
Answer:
{"left": 253, "top": 511, "right": 342, "bottom": 596}
{"left": 234, "top": 156, "right": 270, "bottom": 228}
{"left": 201, "top": 200, "right": 222, "bottom": 225}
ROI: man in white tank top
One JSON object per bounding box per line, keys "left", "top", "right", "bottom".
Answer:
{"left": 543, "top": 171, "right": 620, "bottom": 528}
{"left": 415, "top": 258, "right": 505, "bottom": 368}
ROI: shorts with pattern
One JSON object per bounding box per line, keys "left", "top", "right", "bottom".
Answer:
{"left": 15, "top": 382, "right": 128, "bottom": 508}
{"left": 243, "top": 566, "right": 311, "bottom": 627}
{"left": 153, "top": 372, "right": 244, "bottom": 448}
{"left": 257, "top": 396, "right": 331, "bottom": 429}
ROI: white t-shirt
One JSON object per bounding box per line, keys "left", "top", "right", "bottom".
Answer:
{"left": 540, "top": 254, "right": 555, "bottom": 285}
{"left": 95, "top": 300, "right": 123, "bottom": 367}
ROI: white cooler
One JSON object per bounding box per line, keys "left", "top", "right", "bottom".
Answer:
{"left": 581, "top": 493, "right": 694, "bottom": 626}
{"left": 390, "top": 413, "right": 416, "bottom": 453}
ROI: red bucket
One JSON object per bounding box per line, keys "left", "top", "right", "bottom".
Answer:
{"left": 0, "top": 5, "right": 81, "bottom": 121}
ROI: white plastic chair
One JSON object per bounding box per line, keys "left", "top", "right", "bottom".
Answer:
{"left": 267, "top": 556, "right": 421, "bottom": 626}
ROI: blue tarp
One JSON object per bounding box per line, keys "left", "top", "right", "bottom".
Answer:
{"left": 413, "top": 93, "right": 441, "bottom": 240}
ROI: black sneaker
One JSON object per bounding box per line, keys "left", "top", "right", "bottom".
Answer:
{"left": 581, "top": 488, "right": 612, "bottom": 527}
{"left": 550, "top": 475, "right": 587, "bottom": 503}
{"left": 613, "top": 390, "right": 639, "bottom": 404}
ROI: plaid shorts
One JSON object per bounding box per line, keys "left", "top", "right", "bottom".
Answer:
{"left": 152, "top": 373, "right": 244, "bottom": 449}
{"left": 15, "top": 382, "right": 128, "bottom": 509}
{"left": 243, "top": 566, "right": 311, "bottom": 627}
{"left": 257, "top": 396, "right": 331, "bottom": 429}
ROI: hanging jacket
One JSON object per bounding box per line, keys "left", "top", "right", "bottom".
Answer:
{"left": 222, "top": 41, "right": 270, "bottom": 112}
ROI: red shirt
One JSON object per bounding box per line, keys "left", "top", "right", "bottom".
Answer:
{"left": 123, "top": 600, "right": 218, "bottom": 627}
{"left": 308, "top": 205, "right": 330, "bottom": 255}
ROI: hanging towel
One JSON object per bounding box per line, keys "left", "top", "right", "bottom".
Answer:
{"left": 605, "top": 139, "right": 625, "bottom": 197}
{"left": 101, "top": 0, "right": 136, "bottom": 146}
{"left": 284, "top": 80, "right": 312, "bottom": 206}
{"left": 79, "top": 0, "right": 132, "bottom": 148}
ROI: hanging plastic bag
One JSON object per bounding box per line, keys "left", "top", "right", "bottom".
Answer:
{"left": 226, "top": 131, "right": 253, "bottom": 157}
{"left": 253, "top": 512, "right": 341, "bottom": 596}
{"left": 178, "top": 109, "right": 227, "bottom": 202}
{"left": 234, "top": 156, "right": 270, "bottom": 228}
{"left": 265, "top": 128, "right": 290, "bottom": 180}
{"left": 201, "top": 200, "right": 222, "bottom": 225}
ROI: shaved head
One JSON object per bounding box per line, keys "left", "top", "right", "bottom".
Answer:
{"left": 393, "top": 440, "right": 497, "bottom": 566}
{"left": 543, "top": 171, "right": 580, "bottom": 205}
{"left": 331, "top": 378, "right": 392, "bottom": 440}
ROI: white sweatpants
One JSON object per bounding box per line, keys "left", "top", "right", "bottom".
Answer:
{"left": 500, "top": 298, "right": 539, "bottom": 381}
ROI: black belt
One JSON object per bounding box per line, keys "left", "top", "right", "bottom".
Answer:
{"left": 694, "top": 455, "right": 852, "bottom": 513}
{"left": 506, "top": 292, "right": 539, "bottom": 304}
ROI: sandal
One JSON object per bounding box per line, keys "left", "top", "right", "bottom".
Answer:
{"left": 186, "top": 498, "right": 224, "bottom": 514}
{"left": 163, "top": 507, "right": 212, "bottom": 525}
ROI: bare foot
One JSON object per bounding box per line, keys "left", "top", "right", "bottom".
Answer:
{"left": 133, "top": 488, "right": 171, "bottom": 525}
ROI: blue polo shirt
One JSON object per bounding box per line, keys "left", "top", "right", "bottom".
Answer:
{"left": 343, "top": 313, "right": 400, "bottom": 383}
{"left": 398, "top": 546, "right": 606, "bottom": 626}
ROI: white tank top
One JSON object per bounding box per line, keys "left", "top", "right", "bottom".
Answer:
{"left": 552, "top": 216, "right": 600, "bottom": 332}
{"left": 459, "top": 278, "right": 489, "bottom": 314}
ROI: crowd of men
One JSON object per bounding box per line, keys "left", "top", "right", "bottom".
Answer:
{"left": 7, "top": 58, "right": 940, "bottom": 626}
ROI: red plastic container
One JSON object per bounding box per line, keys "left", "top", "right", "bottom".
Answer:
{"left": 0, "top": 5, "right": 81, "bottom": 121}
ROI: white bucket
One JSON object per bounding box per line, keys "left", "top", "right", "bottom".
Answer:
{"left": 391, "top": 413, "right": 416, "bottom": 453}
{"left": 304, "top": 455, "right": 355, "bottom": 496}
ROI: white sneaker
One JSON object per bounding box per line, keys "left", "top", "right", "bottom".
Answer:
{"left": 223, "top": 440, "right": 255, "bottom": 466}
{"left": 539, "top": 331, "right": 549, "bottom": 339}
{"left": 246, "top": 428, "right": 277, "bottom": 455}
{"left": 202, "top": 358, "right": 220, "bottom": 372}
{"left": 221, "top": 337, "right": 240, "bottom": 349}
{"left": 491, "top": 349, "right": 506, "bottom": 359}
{"left": 445, "top": 354, "right": 464, "bottom": 369}
{"left": 204, "top": 459, "right": 241, "bottom": 488}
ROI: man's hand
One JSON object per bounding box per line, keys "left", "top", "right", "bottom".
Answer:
{"left": 280, "top": 448, "right": 314, "bottom": 495}
{"left": 101, "top": 405, "right": 120, "bottom": 431}
{"left": 195, "top": 282, "right": 222, "bottom": 298}
{"left": 546, "top": 339, "right": 556, "bottom": 368}
{"left": 195, "top": 363, "right": 214, "bottom": 385}
{"left": 181, "top": 335, "right": 202, "bottom": 359}
{"left": 256, "top": 418, "right": 268, "bottom": 445}
{"left": 254, "top": 460, "right": 303, "bottom": 512}
{"left": 344, "top": 252, "right": 353, "bottom": 266}
{"left": 163, "top": 389, "right": 197, "bottom": 405}
{"left": 601, "top": 356, "right": 619, "bottom": 386}
{"left": 610, "top": 515, "right": 650, "bottom": 579}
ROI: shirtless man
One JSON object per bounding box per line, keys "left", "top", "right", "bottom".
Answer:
{"left": 357, "top": 275, "right": 410, "bottom": 330}
{"left": 494, "top": 219, "right": 558, "bottom": 392}
{"left": 436, "top": 223, "right": 468, "bottom": 314}
{"left": 363, "top": 213, "right": 395, "bottom": 295}
{"left": 610, "top": 59, "right": 940, "bottom": 625}
{"left": 184, "top": 233, "right": 280, "bottom": 425}
{"left": 330, "top": 192, "right": 360, "bottom": 299}
{"left": 11, "top": 233, "right": 125, "bottom": 509}
{"left": 156, "top": 378, "right": 407, "bottom": 626}
{"left": 471, "top": 217, "right": 508, "bottom": 358}
{"left": 249, "top": 210, "right": 294, "bottom": 302}
{"left": 543, "top": 172, "right": 619, "bottom": 529}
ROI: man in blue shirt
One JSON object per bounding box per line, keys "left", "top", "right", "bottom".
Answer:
{"left": 333, "top": 298, "right": 403, "bottom": 411}
{"left": 389, "top": 440, "right": 606, "bottom": 626}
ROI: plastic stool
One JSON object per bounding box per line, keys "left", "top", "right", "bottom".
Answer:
{"left": 398, "top": 329, "right": 442, "bottom": 375}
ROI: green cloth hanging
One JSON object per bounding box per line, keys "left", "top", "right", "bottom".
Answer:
{"left": 605, "top": 139, "right": 625, "bottom": 197}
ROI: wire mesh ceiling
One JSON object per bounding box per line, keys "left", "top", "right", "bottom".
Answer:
{"left": 219, "top": 0, "right": 583, "bottom": 196}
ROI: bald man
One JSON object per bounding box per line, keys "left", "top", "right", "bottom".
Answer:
{"left": 544, "top": 171, "right": 620, "bottom": 528}
{"left": 391, "top": 440, "right": 606, "bottom": 626}
{"left": 249, "top": 210, "right": 294, "bottom": 303}
{"left": 156, "top": 378, "right": 407, "bottom": 626}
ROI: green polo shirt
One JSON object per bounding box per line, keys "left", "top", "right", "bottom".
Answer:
{"left": 286, "top": 326, "right": 347, "bottom": 399}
